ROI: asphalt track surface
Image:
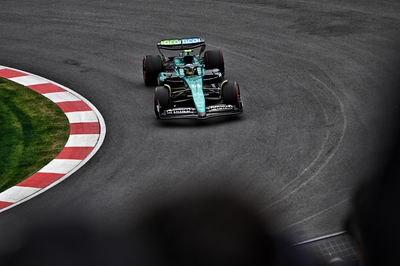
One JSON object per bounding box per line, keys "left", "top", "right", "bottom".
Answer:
{"left": 0, "top": 0, "right": 399, "bottom": 246}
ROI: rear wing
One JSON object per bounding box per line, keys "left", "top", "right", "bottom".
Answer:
{"left": 157, "top": 37, "right": 206, "bottom": 56}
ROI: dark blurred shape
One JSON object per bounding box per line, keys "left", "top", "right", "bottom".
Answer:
{"left": 345, "top": 67, "right": 400, "bottom": 266}
{"left": 0, "top": 215, "right": 134, "bottom": 266}
{"left": 0, "top": 221, "right": 101, "bottom": 266}
{"left": 0, "top": 191, "right": 324, "bottom": 266}
{"left": 346, "top": 153, "right": 400, "bottom": 265}
{"left": 132, "top": 191, "right": 323, "bottom": 266}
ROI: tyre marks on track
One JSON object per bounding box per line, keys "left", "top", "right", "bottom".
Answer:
{"left": 267, "top": 74, "right": 347, "bottom": 208}
{"left": 212, "top": 46, "right": 347, "bottom": 212}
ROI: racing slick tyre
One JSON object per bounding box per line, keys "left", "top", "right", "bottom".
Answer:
{"left": 222, "top": 81, "right": 241, "bottom": 107}
{"left": 154, "top": 86, "right": 171, "bottom": 118}
{"left": 143, "top": 55, "right": 163, "bottom": 86}
{"left": 204, "top": 50, "right": 225, "bottom": 77}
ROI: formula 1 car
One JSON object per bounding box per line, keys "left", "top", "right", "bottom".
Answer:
{"left": 143, "top": 37, "right": 243, "bottom": 119}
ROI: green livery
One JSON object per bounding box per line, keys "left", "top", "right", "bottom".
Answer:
{"left": 143, "top": 37, "right": 243, "bottom": 119}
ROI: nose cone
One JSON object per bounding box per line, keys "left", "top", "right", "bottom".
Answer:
{"left": 184, "top": 76, "right": 206, "bottom": 114}
{"left": 198, "top": 111, "right": 206, "bottom": 118}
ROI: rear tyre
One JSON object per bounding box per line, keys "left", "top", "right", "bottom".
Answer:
{"left": 222, "top": 81, "right": 241, "bottom": 107}
{"left": 204, "top": 50, "right": 224, "bottom": 77}
{"left": 143, "top": 55, "right": 163, "bottom": 86}
{"left": 154, "top": 86, "right": 171, "bottom": 118}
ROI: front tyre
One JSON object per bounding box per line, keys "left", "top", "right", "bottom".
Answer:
{"left": 154, "top": 95, "right": 161, "bottom": 119}
{"left": 154, "top": 86, "right": 171, "bottom": 118}
{"left": 143, "top": 55, "right": 163, "bottom": 86}
{"left": 222, "top": 81, "right": 241, "bottom": 107}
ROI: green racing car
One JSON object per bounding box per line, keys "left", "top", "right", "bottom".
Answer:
{"left": 143, "top": 37, "right": 243, "bottom": 119}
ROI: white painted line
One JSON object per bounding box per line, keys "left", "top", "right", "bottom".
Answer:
{"left": 294, "top": 231, "right": 346, "bottom": 246}
{"left": 9, "top": 75, "right": 48, "bottom": 86}
{"left": 65, "top": 111, "right": 98, "bottom": 123}
{"left": 0, "top": 186, "right": 41, "bottom": 203}
{"left": 42, "top": 92, "right": 80, "bottom": 103}
{"left": 0, "top": 66, "right": 6, "bottom": 69}
{"left": 38, "top": 159, "right": 82, "bottom": 174}
{"left": 65, "top": 134, "right": 99, "bottom": 147}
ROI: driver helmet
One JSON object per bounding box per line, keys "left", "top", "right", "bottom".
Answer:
{"left": 181, "top": 49, "right": 193, "bottom": 57}
{"left": 183, "top": 64, "right": 196, "bottom": 76}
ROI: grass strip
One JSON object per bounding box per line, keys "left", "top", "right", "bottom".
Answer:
{"left": 0, "top": 78, "right": 69, "bottom": 192}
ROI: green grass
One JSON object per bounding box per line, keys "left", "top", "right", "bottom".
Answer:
{"left": 0, "top": 78, "right": 69, "bottom": 192}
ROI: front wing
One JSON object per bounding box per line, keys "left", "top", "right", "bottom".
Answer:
{"left": 158, "top": 104, "right": 243, "bottom": 120}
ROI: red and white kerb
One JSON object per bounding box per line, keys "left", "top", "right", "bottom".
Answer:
{"left": 0, "top": 66, "right": 105, "bottom": 211}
